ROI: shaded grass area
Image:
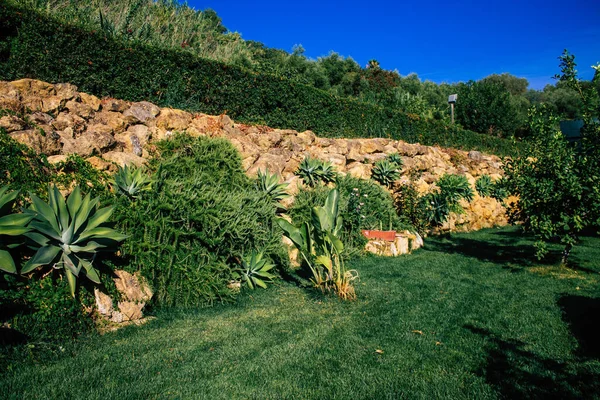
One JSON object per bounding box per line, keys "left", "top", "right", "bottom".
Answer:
{"left": 1, "top": 227, "right": 599, "bottom": 399}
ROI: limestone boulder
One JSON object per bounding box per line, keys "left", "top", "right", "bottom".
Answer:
{"left": 101, "top": 98, "right": 129, "bottom": 113}
{"left": 52, "top": 112, "right": 86, "bottom": 133}
{"left": 27, "top": 112, "right": 54, "bottom": 126}
{"left": 10, "top": 129, "right": 61, "bottom": 155}
{"left": 64, "top": 100, "right": 94, "bottom": 119}
{"left": 0, "top": 115, "right": 26, "bottom": 133}
{"left": 156, "top": 108, "right": 192, "bottom": 131}
{"left": 297, "top": 130, "right": 316, "bottom": 145}
{"left": 247, "top": 153, "right": 289, "bottom": 177}
{"left": 102, "top": 151, "right": 146, "bottom": 167}
{"left": 346, "top": 162, "right": 372, "bottom": 179}
{"left": 123, "top": 101, "right": 160, "bottom": 124}
{"left": 92, "top": 111, "right": 128, "bottom": 134}
{"left": 80, "top": 93, "right": 101, "bottom": 111}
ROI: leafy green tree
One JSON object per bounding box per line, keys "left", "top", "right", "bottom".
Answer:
{"left": 455, "top": 80, "right": 519, "bottom": 136}
{"left": 503, "top": 50, "right": 600, "bottom": 264}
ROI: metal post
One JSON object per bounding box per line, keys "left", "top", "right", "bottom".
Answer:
{"left": 450, "top": 103, "right": 455, "bottom": 124}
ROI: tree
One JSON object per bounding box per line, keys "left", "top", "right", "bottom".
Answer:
{"left": 455, "top": 80, "right": 519, "bottom": 136}
{"left": 503, "top": 50, "right": 600, "bottom": 264}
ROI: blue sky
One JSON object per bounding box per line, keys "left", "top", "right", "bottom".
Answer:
{"left": 186, "top": 0, "right": 600, "bottom": 90}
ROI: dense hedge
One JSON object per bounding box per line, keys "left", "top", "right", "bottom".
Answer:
{"left": 0, "top": 1, "right": 521, "bottom": 157}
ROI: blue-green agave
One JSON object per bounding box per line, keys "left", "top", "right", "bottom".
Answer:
{"left": 23, "top": 186, "right": 127, "bottom": 296}
{"left": 236, "top": 251, "right": 277, "bottom": 289}
{"left": 111, "top": 164, "right": 153, "bottom": 199}
{"left": 0, "top": 186, "right": 33, "bottom": 274}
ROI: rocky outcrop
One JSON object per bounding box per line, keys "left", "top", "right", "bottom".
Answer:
{"left": 0, "top": 79, "right": 508, "bottom": 232}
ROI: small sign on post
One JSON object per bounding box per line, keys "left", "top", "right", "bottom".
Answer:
{"left": 448, "top": 94, "right": 457, "bottom": 124}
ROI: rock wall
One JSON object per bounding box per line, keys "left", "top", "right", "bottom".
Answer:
{"left": 0, "top": 79, "right": 509, "bottom": 232}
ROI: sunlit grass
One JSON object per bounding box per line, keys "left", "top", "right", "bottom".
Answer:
{"left": 1, "top": 227, "right": 599, "bottom": 399}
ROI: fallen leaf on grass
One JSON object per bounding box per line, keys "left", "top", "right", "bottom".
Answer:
{"left": 375, "top": 349, "right": 384, "bottom": 354}
{"left": 435, "top": 341, "right": 443, "bottom": 346}
{"left": 411, "top": 330, "right": 424, "bottom": 335}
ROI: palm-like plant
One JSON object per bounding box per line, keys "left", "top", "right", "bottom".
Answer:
{"left": 110, "top": 164, "right": 153, "bottom": 199}
{"left": 371, "top": 159, "right": 401, "bottom": 188}
{"left": 22, "top": 186, "right": 127, "bottom": 296}
{"left": 257, "top": 169, "right": 290, "bottom": 203}
{"left": 0, "top": 186, "right": 33, "bottom": 273}
{"left": 236, "top": 251, "right": 276, "bottom": 289}
{"left": 277, "top": 189, "right": 357, "bottom": 300}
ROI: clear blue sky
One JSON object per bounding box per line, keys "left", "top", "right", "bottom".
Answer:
{"left": 186, "top": 0, "right": 600, "bottom": 90}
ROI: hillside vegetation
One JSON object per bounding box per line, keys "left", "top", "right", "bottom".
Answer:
{"left": 0, "top": 1, "right": 522, "bottom": 156}
{"left": 8, "top": 0, "right": 600, "bottom": 138}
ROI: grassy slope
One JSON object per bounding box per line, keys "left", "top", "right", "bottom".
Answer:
{"left": 2, "top": 227, "right": 599, "bottom": 399}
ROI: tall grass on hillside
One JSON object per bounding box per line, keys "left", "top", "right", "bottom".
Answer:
{"left": 11, "top": 0, "right": 255, "bottom": 66}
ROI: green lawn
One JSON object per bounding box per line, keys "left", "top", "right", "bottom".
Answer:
{"left": 2, "top": 227, "right": 600, "bottom": 399}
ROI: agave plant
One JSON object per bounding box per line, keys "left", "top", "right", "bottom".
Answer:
{"left": 256, "top": 169, "right": 290, "bottom": 203}
{"left": 235, "top": 251, "right": 277, "bottom": 289}
{"left": 0, "top": 186, "right": 33, "bottom": 273}
{"left": 371, "top": 159, "right": 401, "bottom": 188}
{"left": 319, "top": 161, "right": 338, "bottom": 184}
{"left": 110, "top": 164, "right": 153, "bottom": 199}
{"left": 475, "top": 174, "right": 493, "bottom": 197}
{"left": 22, "top": 186, "right": 127, "bottom": 296}
{"left": 437, "top": 174, "right": 474, "bottom": 204}
{"left": 386, "top": 153, "right": 403, "bottom": 168}
{"left": 295, "top": 157, "right": 337, "bottom": 187}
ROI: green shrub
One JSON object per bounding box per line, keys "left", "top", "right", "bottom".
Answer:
{"left": 112, "top": 134, "right": 286, "bottom": 307}
{"left": 425, "top": 174, "right": 474, "bottom": 227}
{"left": 0, "top": 2, "right": 522, "bottom": 157}
{"left": 0, "top": 272, "right": 95, "bottom": 343}
{"left": 290, "top": 175, "right": 410, "bottom": 257}
{"left": 393, "top": 181, "right": 430, "bottom": 235}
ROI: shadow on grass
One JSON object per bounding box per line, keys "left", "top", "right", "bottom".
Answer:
{"left": 466, "top": 324, "right": 600, "bottom": 399}
{"left": 425, "top": 230, "right": 566, "bottom": 269}
{"left": 558, "top": 295, "right": 600, "bottom": 360}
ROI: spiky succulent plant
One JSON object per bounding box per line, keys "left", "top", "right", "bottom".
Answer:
{"left": 111, "top": 164, "right": 153, "bottom": 199}
{"left": 371, "top": 159, "right": 401, "bottom": 187}
{"left": 22, "top": 186, "right": 127, "bottom": 296}
{"left": 0, "top": 186, "right": 33, "bottom": 273}
{"left": 257, "top": 169, "right": 290, "bottom": 203}
{"left": 235, "top": 251, "right": 276, "bottom": 289}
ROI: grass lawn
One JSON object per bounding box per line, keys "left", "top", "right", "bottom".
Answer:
{"left": 1, "top": 227, "right": 599, "bottom": 399}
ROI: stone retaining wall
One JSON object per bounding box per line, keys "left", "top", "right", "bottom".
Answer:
{"left": 1, "top": 78, "right": 509, "bottom": 232}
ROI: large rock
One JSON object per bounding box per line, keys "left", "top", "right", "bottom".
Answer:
{"left": 247, "top": 153, "right": 289, "bottom": 177}
{"left": 346, "top": 162, "right": 372, "bottom": 179}
{"left": 10, "top": 129, "right": 61, "bottom": 155}
{"left": 156, "top": 108, "right": 192, "bottom": 131}
{"left": 101, "top": 98, "right": 129, "bottom": 113}
{"left": 92, "top": 111, "right": 128, "bottom": 134}
{"left": 0, "top": 115, "right": 26, "bottom": 133}
{"left": 64, "top": 100, "right": 94, "bottom": 118}
{"left": 94, "top": 270, "right": 153, "bottom": 323}
{"left": 80, "top": 93, "right": 101, "bottom": 111}
{"left": 102, "top": 151, "right": 146, "bottom": 167}
{"left": 123, "top": 101, "right": 160, "bottom": 124}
